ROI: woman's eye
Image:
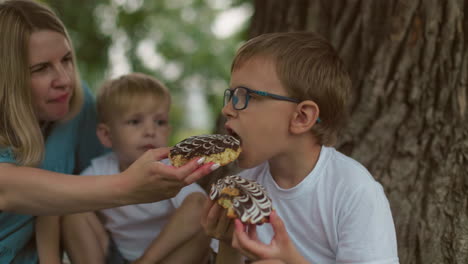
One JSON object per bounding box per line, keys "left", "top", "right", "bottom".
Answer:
{"left": 62, "top": 56, "right": 73, "bottom": 64}
{"left": 30, "top": 64, "right": 48, "bottom": 73}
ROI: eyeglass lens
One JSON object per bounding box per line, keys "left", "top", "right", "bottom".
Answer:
{"left": 224, "top": 88, "right": 247, "bottom": 110}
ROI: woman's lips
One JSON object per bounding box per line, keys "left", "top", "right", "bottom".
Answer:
{"left": 50, "top": 93, "right": 69, "bottom": 103}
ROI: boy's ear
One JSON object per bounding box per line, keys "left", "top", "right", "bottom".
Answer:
{"left": 290, "top": 100, "right": 320, "bottom": 134}
{"left": 96, "top": 123, "right": 113, "bottom": 148}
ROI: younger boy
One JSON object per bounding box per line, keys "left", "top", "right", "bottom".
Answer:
{"left": 64, "top": 73, "right": 211, "bottom": 263}
{"left": 202, "top": 32, "right": 399, "bottom": 264}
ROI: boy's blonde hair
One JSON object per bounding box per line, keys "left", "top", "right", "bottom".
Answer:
{"left": 97, "top": 73, "right": 171, "bottom": 123}
{"left": 232, "top": 32, "right": 351, "bottom": 146}
{"left": 0, "top": 0, "right": 83, "bottom": 166}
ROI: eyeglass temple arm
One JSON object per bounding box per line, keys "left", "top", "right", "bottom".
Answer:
{"left": 255, "top": 90, "right": 321, "bottom": 122}
{"left": 254, "top": 90, "right": 300, "bottom": 103}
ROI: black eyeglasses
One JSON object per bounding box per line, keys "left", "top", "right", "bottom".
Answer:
{"left": 224, "top": 86, "right": 300, "bottom": 110}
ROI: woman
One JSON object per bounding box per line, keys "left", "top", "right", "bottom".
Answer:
{"left": 0, "top": 1, "right": 216, "bottom": 263}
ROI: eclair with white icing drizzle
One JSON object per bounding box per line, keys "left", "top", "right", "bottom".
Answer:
{"left": 169, "top": 134, "right": 241, "bottom": 167}
{"left": 209, "top": 175, "right": 273, "bottom": 225}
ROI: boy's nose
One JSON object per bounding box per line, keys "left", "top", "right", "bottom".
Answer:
{"left": 143, "top": 124, "right": 157, "bottom": 137}
{"left": 222, "top": 101, "right": 236, "bottom": 119}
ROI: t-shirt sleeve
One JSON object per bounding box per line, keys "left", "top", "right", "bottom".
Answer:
{"left": 336, "top": 182, "right": 399, "bottom": 264}
{"left": 170, "top": 183, "right": 206, "bottom": 208}
{"left": 0, "top": 148, "right": 16, "bottom": 164}
{"left": 79, "top": 164, "right": 95, "bottom": 176}
{"left": 74, "top": 82, "right": 108, "bottom": 173}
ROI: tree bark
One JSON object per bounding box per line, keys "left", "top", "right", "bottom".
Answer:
{"left": 245, "top": 0, "right": 468, "bottom": 263}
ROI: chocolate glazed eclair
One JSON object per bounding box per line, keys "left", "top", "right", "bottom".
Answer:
{"left": 210, "top": 175, "right": 273, "bottom": 225}
{"left": 169, "top": 134, "right": 241, "bottom": 167}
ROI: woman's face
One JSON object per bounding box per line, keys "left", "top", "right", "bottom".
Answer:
{"left": 28, "top": 30, "right": 75, "bottom": 122}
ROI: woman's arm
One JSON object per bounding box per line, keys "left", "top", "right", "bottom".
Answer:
{"left": 0, "top": 148, "right": 216, "bottom": 215}
{"left": 0, "top": 162, "right": 127, "bottom": 214}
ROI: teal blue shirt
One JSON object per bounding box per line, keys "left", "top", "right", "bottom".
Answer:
{"left": 0, "top": 84, "right": 106, "bottom": 263}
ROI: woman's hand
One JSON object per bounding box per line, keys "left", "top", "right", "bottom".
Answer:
{"left": 232, "top": 211, "right": 308, "bottom": 263}
{"left": 121, "top": 147, "right": 217, "bottom": 205}
{"left": 201, "top": 198, "right": 235, "bottom": 243}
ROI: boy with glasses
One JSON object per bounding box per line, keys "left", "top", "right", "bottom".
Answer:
{"left": 202, "top": 32, "right": 399, "bottom": 264}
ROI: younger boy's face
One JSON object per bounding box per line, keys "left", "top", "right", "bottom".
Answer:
{"left": 104, "top": 95, "right": 171, "bottom": 171}
{"left": 223, "top": 57, "right": 297, "bottom": 168}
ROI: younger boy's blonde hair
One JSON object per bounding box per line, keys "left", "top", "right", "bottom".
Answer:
{"left": 0, "top": 0, "right": 83, "bottom": 166}
{"left": 97, "top": 72, "right": 171, "bottom": 124}
{"left": 232, "top": 32, "right": 351, "bottom": 146}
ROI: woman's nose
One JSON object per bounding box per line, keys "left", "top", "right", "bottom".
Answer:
{"left": 52, "top": 65, "right": 72, "bottom": 88}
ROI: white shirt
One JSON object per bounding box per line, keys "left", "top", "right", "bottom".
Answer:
{"left": 81, "top": 152, "right": 206, "bottom": 261}
{"left": 238, "top": 146, "right": 399, "bottom": 264}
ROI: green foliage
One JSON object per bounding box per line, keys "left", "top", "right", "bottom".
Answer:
{"left": 43, "top": 0, "right": 112, "bottom": 88}
{"left": 43, "top": 0, "right": 251, "bottom": 143}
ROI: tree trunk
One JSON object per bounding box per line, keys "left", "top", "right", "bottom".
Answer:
{"left": 245, "top": 0, "right": 468, "bottom": 263}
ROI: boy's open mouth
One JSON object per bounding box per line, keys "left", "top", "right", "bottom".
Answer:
{"left": 226, "top": 128, "right": 241, "bottom": 144}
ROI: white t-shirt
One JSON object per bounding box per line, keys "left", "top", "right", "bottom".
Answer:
{"left": 81, "top": 152, "right": 206, "bottom": 261}
{"left": 238, "top": 146, "right": 399, "bottom": 264}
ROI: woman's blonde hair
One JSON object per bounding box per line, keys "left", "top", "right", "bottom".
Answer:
{"left": 97, "top": 72, "right": 171, "bottom": 124}
{"left": 0, "top": 0, "right": 83, "bottom": 166}
{"left": 232, "top": 32, "right": 352, "bottom": 146}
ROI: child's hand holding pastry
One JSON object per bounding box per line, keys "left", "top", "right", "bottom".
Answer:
{"left": 232, "top": 211, "right": 309, "bottom": 263}
{"left": 201, "top": 198, "right": 235, "bottom": 243}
